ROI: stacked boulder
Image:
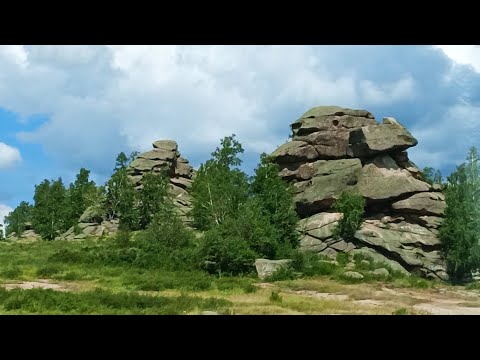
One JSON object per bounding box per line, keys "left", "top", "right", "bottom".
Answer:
{"left": 270, "top": 106, "right": 448, "bottom": 280}
{"left": 6, "top": 222, "right": 41, "bottom": 241}
{"left": 56, "top": 207, "right": 119, "bottom": 240}
{"left": 127, "top": 140, "right": 195, "bottom": 226}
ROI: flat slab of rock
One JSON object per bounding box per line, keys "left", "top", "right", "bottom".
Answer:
{"left": 348, "top": 120, "right": 418, "bottom": 158}
{"left": 152, "top": 140, "right": 178, "bottom": 152}
{"left": 254, "top": 259, "right": 292, "bottom": 279}
{"left": 358, "top": 161, "right": 430, "bottom": 201}
{"left": 392, "top": 192, "right": 446, "bottom": 216}
{"left": 271, "top": 141, "right": 319, "bottom": 164}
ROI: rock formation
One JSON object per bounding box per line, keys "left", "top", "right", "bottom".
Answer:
{"left": 57, "top": 140, "right": 195, "bottom": 240}
{"left": 270, "top": 106, "right": 448, "bottom": 281}
{"left": 6, "top": 222, "right": 41, "bottom": 241}
{"left": 127, "top": 140, "right": 195, "bottom": 226}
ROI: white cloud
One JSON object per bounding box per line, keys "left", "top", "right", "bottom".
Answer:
{"left": 0, "top": 45, "right": 426, "bottom": 174}
{"left": 409, "top": 104, "right": 480, "bottom": 169}
{"left": 0, "top": 203, "right": 13, "bottom": 236}
{"left": 435, "top": 45, "right": 480, "bottom": 73}
{"left": 0, "top": 142, "right": 21, "bottom": 168}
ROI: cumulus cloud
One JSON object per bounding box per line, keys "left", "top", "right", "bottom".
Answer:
{"left": 436, "top": 45, "right": 480, "bottom": 73}
{"left": 0, "top": 142, "right": 21, "bottom": 168}
{"left": 0, "top": 45, "right": 479, "bottom": 178}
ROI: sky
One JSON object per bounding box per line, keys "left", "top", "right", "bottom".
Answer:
{"left": 1, "top": 45, "right": 480, "bottom": 228}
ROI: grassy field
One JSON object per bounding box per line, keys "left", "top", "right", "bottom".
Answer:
{"left": 1, "top": 238, "right": 480, "bottom": 315}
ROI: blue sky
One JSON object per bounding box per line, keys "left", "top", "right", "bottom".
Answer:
{"left": 1, "top": 45, "right": 480, "bottom": 226}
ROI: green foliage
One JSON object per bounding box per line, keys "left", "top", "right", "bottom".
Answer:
{"left": 422, "top": 167, "right": 443, "bottom": 185}
{"left": 4, "top": 201, "right": 33, "bottom": 237}
{"left": 133, "top": 206, "right": 196, "bottom": 270}
{"left": 105, "top": 167, "right": 139, "bottom": 230}
{"left": 197, "top": 224, "right": 258, "bottom": 276}
{"left": 251, "top": 153, "right": 300, "bottom": 250}
{"left": 269, "top": 290, "right": 283, "bottom": 303}
{"left": 392, "top": 308, "right": 409, "bottom": 315}
{"left": 332, "top": 191, "right": 366, "bottom": 241}
{"left": 0, "top": 288, "right": 231, "bottom": 315}
{"left": 138, "top": 172, "right": 170, "bottom": 229}
{"left": 191, "top": 134, "right": 249, "bottom": 230}
{"left": 32, "top": 178, "right": 69, "bottom": 240}
{"left": 440, "top": 146, "right": 480, "bottom": 282}
{"left": 65, "top": 168, "right": 97, "bottom": 228}
{"left": 264, "top": 266, "right": 298, "bottom": 282}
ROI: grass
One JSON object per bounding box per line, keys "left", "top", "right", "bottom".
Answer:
{"left": 1, "top": 238, "right": 477, "bottom": 315}
{"left": 0, "top": 287, "right": 231, "bottom": 315}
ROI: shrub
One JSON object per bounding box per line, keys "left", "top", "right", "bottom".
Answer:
{"left": 332, "top": 191, "right": 365, "bottom": 241}
{"left": 269, "top": 290, "right": 283, "bottom": 303}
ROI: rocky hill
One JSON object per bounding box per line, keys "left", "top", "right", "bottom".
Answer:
{"left": 6, "top": 222, "right": 41, "bottom": 241}
{"left": 270, "top": 106, "right": 447, "bottom": 281}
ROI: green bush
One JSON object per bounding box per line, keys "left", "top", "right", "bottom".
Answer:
{"left": 332, "top": 191, "right": 365, "bottom": 241}
{"left": 269, "top": 290, "right": 283, "bottom": 303}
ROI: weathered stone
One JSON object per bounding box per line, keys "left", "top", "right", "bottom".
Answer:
{"left": 348, "top": 120, "right": 418, "bottom": 157}
{"left": 74, "top": 234, "right": 87, "bottom": 240}
{"left": 299, "top": 235, "right": 328, "bottom": 252}
{"left": 372, "top": 268, "right": 390, "bottom": 277}
{"left": 295, "top": 129, "right": 350, "bottom": 159}
{"left": 175, "top": 162, "right": 193, "bottom": 178}
{"left": 418, "top": 216, "right": 443, "bottom": 229}
{"left": 354, "top": 221, "right": 446, "bottom": 275}
{"left": 319, "top": 247, "right": 338, "bottom": 259}
{"left": 271, "top": 141, "right": 319, "bottom": 164}
{"left": 152, "top": 140, "right": 178, "bottom": 152}
{"left": 358, "top": 161, "right": 431, "bottom": 201}
{"left": 343, "top": 271, "right": 364, "bottom": 280}
{"left": 350, "top": 249, "right": 410, "bottom": 276}
{"left": 392, "top": 192, "right": 446, "bottom": 216}
{"left": 330, "top": 240, "right": 349, "bottom": 252}
{"left": 254, "top": 259, "right": 292, "bottom": 279}
{"left": 294, "top": 159, "right": 362, "bottom": 216}
{"left": 291, "top": 106, "right": 376, "bottom": 137}
{"left": 170, "top": 177, "right": 193, "bottom": 190}
{"left": 139, "top": 149, "right": 176, "bottom": 161}
{"left": 129, "top": 157, "right": 169, "bottom": 172}
{"left": 79, "top": 206, "right": 104, "bottom": 224}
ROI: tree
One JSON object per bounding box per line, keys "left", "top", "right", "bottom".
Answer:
{"left": 114, "top": 152, "right": 129, "bottom": 172}
{"left": 4, "top": 201, "right": 33, "bottom": 237}
{"left": 0, "top": 225, "right": 4, "bottom": 239}
{"left": 32, "top": 178, "right": 69, "bottom": 240}
{"left": 138, "top": 171, "right": 171, "bottom": 229}
{"left": 251, "top": 153, "right": 300, "bottom": 251}
{"left": 66, "top": 168, "right": 97, "bottom": 227}
{"left": 104, "top": 152, "right": 141, "bottom": 230}
{"left": 105, "top": 167, "right": 139, "bottom": 230}
{"left": 190, "top": 134, "right": 249, "bottom": 230}
{"left": 423, "top": 166, "right": 443, "bottom": 185}
{"left": 440, "top": 146, "right": 480, "bottom": 282}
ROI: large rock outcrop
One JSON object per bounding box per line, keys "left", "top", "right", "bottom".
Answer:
{"left": 271, "top": 105, "right": 448, "bottom": 280}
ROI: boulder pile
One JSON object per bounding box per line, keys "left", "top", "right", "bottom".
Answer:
{"left": 270, "top": 106, "right": 447, "bottom": 280}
